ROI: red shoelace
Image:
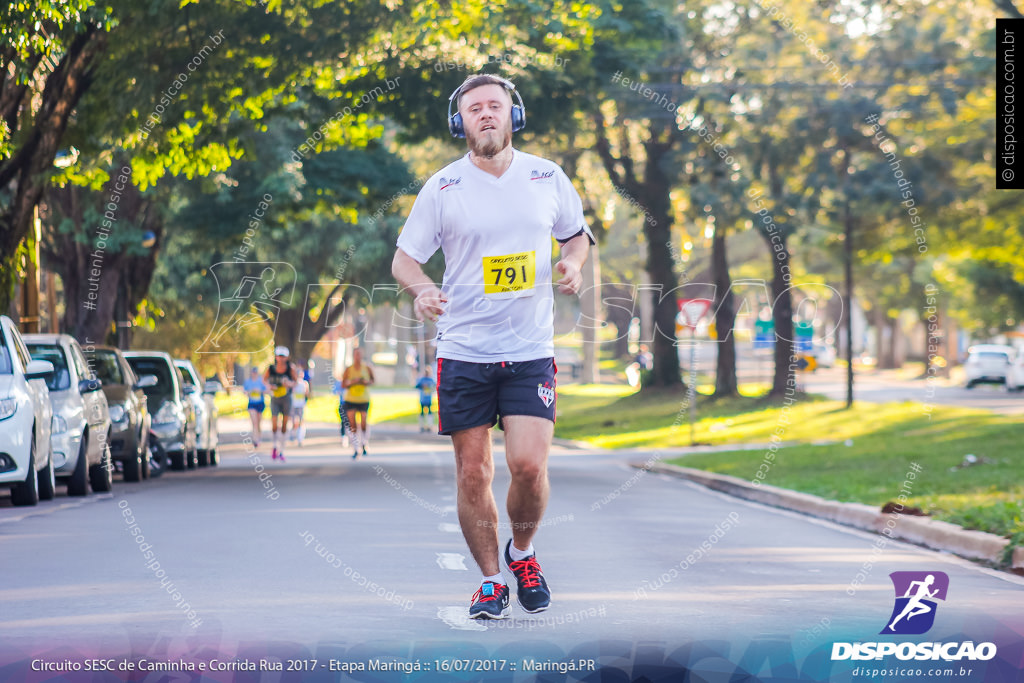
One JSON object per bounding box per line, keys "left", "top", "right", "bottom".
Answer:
{"left": 472, "top": 582, "right": 505, "bottom": 603}
{"left": 508, "top": 556, "right": 543, "bottom": 588}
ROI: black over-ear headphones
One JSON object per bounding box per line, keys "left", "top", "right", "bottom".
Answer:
{"left": 447, "top": 75, "right": 526, "bottom": 139}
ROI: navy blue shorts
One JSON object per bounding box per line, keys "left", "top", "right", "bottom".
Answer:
{"left": 436, "top": 357, "right": 556, "bottom": 436}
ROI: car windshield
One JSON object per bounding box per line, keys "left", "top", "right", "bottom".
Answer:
{"left": 973, "top": 352, "right": 1010, "bottom": 362}
{"left": 0, "top": 327, "right": 11, "bottom": 375}
{"left": 176, "top": 363, "right": 199, "bottom": 386}
{"left": 26, "top": 343, "right": 71, "bottom": 391}
{"left": 125, "top": 357, "right": 174, "bottom": 406}
{"left": 86, "top": 350, "right": 124, "bottom": 385}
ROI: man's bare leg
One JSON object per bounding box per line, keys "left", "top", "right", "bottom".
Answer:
{"left": 452, "top": 425, "right": 500, "bottom": 575}
{"left": 502, "top": 415, "right": 553, "bottom": 551}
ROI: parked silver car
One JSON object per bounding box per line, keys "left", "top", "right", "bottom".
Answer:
{"left": 174, "top": 359, "right": 219, "bottom": 467}
{"left": 0, "top": 316, "right": 55, "bottom": 505}
{"left": 84, "top": 345, "right": 156, "bottom": 481}
{"left": 124, "top": 351, "right": 198, "bottom": 471}
{"left": 24, "top": 334, "right": 113, "bottom": 496}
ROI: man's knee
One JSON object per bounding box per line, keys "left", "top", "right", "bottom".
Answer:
{"left": 507, "top": 457, "right": 546, "bottom": 485}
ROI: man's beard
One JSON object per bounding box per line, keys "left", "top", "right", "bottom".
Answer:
{"left": 467, "top": 120, "right": 512, "bottom": 158}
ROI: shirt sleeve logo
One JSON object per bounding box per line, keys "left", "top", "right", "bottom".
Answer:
{"left": 439, "top": 176, "right": 462, "bottom": 191}
{"left": 530, "top": 169, "right": 555, "bottom": 183}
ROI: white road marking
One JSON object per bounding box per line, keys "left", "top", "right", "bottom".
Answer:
{"left": 436, "top": 553, "right": 468, "bottom": 570}
{"left": 437, "top": 606, "right": 487, "bottom": 631}
{"left": 438, "top": 523, "right": 461, "bottom": 533}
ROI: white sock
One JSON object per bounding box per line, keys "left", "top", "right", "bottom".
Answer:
{"left": 298, "top": 425, "right": 305, "bottom": 442}
{"left": 483, "top": 572, "right": 504, "bottom": 586}
{"left": 508, "top": 542, "right": 535, "bottom": 561}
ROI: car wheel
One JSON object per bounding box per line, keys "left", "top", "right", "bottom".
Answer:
{"left": 11, "top": 434, "right": 40, "bottom": 507}
{"left": 207, "top": 448, "right": 218, "bottom": 467}
{"left": 147, "top": 435, "right": 165, "bottom": 479}
{"left": 168, "top": 450, "right": 186, "bottom": 471}
{"left": 89, "top": 441, "right": 114, "bottom": 493}
{"left": 197, "top": 449, "right": 209, "bottom": 467}
{"left": 37, "top": 437, "right": 56, "bottom": 501}
{"left": 67, "top": 435, "right": 90, "bottom": 496}
{"left": 123, "top": 450, "right": 144, "bottom": 482}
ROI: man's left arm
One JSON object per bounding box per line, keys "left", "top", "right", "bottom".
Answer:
{"left": 555, "top": 233, "right": 590, "bottom": 295}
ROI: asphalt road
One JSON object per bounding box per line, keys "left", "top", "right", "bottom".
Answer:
{"left": 799, "top": 367, "right": 1024, "bottom": 415}
{"left": 1, "top": 421, "right": 1022, "bottom": 682}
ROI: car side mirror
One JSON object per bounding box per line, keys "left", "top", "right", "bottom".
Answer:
{"left": 25, "top": 359, "right": 54, "bottom": 381}
{"left": 79, "top": 378, "right": 103, "bottom": 394}
{"left": 135, "top": 374, "right": 158, "bottom": 389}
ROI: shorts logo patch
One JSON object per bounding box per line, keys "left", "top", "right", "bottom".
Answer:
{"left": 537, "top": 382, "right": 555, "bottom": 408}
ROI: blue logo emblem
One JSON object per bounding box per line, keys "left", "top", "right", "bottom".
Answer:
{"left": 881, "top": 571, "right": 949, "bottom": 635}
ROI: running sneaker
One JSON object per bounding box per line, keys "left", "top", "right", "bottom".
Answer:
{"left": 504, "top": 540, "right": 551, "bottom": 613}
{"left": 469, "top": 581, "right": 510, "bottom": 620}
{"left": 278, "top": 450, "right": 285, "bottom": 462}
{"left": 362, "top": 445, "right": 368, "bottom": 456}
{"left": 271, "top": 448, "right": 278, "bottom": 460}
{"left": 352, "top": 449, "right": 360, "bottom": 460}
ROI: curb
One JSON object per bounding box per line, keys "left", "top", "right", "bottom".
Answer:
{"left": 642, "top": 462, "right": 1024, "bottom": 571}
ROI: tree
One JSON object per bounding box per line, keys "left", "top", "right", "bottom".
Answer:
{"left": 0, "top": 1, "right": 111, "bottom": 311}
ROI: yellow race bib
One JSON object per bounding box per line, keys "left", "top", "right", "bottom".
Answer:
{"left": 482, "top": 250, "right": 536, "bottom": 297}
{"left": 272, "top": 385, "right": 288, "bottom": 398}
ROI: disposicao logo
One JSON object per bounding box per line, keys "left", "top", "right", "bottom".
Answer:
{"left": 881, "top": 571, "right": 949, "bottom": 635}
{"left": 831, "top": 571, "right": 997, "bottom": 663}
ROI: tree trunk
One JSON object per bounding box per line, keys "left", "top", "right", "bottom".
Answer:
{"left": 641, "top": 153, "right": 682, "bottom": 389}
{"left": 769, "top": 236, "right": 795, "bottom": 397}
{"left": 712, "top": 227, "right": 738, "bottom": 397}
{"left": 581, "top": 243, "right": 601, "bottom": 384}
{"left": 602, "top": 282, "right": 633, "bottom": 359}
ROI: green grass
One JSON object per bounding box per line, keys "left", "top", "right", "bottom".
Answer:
{"left": 554, "top": 384, "right": 1024, "bottom": 552}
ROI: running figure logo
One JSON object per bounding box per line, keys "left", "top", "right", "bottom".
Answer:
{"left": 881, "top": 571, "right": 949, "bottom": 635}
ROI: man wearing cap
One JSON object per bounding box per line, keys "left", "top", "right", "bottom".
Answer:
{"left": 264, "top": 346, "right": 297, "bottom": 461}
{"left": 391, "top": 73, "right": 594, "bottom": 619}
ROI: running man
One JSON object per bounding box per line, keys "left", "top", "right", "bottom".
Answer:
{"left": 888, "top": 574, "right": 939, "bottom": 631}
{"left": 341, "top": 347, "right": 374, "bottom": 458}
{"left": 264, "top": 346, "right": 297, "bottom": 461}
{"left": 392, "top": 73, "right": 593, "bottom": 619}
{"left": 415, "top": 368, "right": 437, "bottom": 432}
{"left": 243, "top": 367, "right": 267, "bottom": 446}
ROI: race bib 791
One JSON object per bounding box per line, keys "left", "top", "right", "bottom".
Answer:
{"left": 482, "top": 251, "right": 536, "bottom": 297}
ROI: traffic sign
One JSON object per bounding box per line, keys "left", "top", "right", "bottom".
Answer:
{"left": 678, "top": 298, "right": 713, "bottom": 329}
{"left": 795, "top": 320, "right": 814, "bottom": 352}
{"left": 754, "top": 318, "right": 775, "bottom": 349}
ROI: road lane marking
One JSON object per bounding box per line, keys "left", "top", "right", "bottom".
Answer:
{"left": 438, "top": 523, "right": 461, "bottom": 533}
{"left": 437, "top": 606, "right": 488, "bottom": 631}
{"left": 436, "top": 553, "right": 468, "bottom": 570}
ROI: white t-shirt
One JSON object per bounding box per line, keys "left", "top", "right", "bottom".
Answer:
{"left": 396, "top": 149, "right": 594, "bottom": 362}
{"left": 292, "top": 379, "right": 308, "bottom": 407}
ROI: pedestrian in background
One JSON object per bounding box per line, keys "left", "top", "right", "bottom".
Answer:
{"left": 416, "top": 368, "right": 437, "bottom": 433}
{"left": 243, "top": 367, "right": 267, "bottom": 447}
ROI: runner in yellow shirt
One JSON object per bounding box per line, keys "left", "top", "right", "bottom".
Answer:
{"left": 341, "top": 347, "right": 375, "bottom": 458}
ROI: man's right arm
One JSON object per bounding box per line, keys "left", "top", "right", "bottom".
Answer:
{"left": 392, "top": 248, "right": 447, "bottom": 322}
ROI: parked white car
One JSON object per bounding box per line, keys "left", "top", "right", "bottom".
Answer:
{"left": 963, "top": 344, "right": 1014, "bottom": 388}
{"left": 174, "top": 359, "right": 219, "bottom": 466}
{"left": 1006, "top": 349, "right": 1024, "bottom": 392}
{"left": 24, "top": 334, "right": 113, "bottom": 496}
{"left": 809, "top": 342, "right": 837, "bottom": 369}
{"left": 0, "top": 316, "right": 56, "bottom": 506}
